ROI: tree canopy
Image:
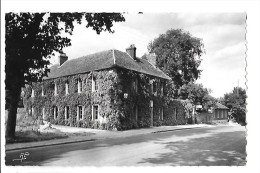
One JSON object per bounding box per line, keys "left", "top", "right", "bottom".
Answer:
{"left": 5, "top": 12, "right": 125, "bottom": 140}
{"left": 220, "top": 87, "right": 246, "bottom": 124}
{"left": 147, "top": 29, "right": 205, "bottom": 97}
{"left": 178, "top": 83, "right": 216, "bottom": 110}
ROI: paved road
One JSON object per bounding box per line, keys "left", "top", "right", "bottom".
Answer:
{"left": 5, "top": 125, "right": 246, "bottom": 166}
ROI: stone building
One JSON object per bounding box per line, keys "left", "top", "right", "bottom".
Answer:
{"left": 23, "top": 45, "right": 187, "bottom": 130}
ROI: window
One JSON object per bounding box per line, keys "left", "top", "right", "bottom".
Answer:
{"left": 173, "top": 107, "right": 177, "bottom": 120}
{"left": 65, "top": 106, "right": 69, "bottom": 120}
{"left": 65, "top": 82, "right": 69, "bottom": 95}
{"left": 149, "top": 80, "right": 154, "bottom": 94}
{"left": 159, "top": 107, "right": 164, "bottom": 120}
{"left": 161, "top": 108, "right": 164, "bottom": 120}
{"left": 132, "top": 78, "right": 138, "bottom": 92}
{"left": 92, "top": 105, "right": 99, "bottom": 120}
{"left": 41, "top": 86, "right": 45, "bottom": 96}
{"left": 30, "top": 107, "right": 34, "bottom": 116}
{"left": 153, "top": 81, "right": 157, "bottom": 94}
{"left": 160, "top": 81, "right": 164, "bottom": 96}
{"left": 53, "top": 106, "right": 58, "bottom": 120}
{"left": 54, "top": 83, "right": 58, "bottom": 96}
{"left": 92, "top": 76, "right": 98, "bottom": 92}
{"left": 31, "top": 89, "right": 35, "bottom": 98}
{"left": 42, "top": 107, "right": 45, "bottom": 120}
{"left": 77, "top": 106, "right": 83, "bottom": 120}
{"left": 78, "top": 79, "right": 82, "bottom": 93}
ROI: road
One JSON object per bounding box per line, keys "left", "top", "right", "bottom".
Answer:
{"left": 5, "top": 125, "right": 246, "bottom": 166}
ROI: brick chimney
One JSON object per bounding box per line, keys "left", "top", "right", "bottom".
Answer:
{"left": 59, "top": 51, "right": 68, "bottom": 66}
{"left": 126, "top": 44, "right": 137, "bottom": 60}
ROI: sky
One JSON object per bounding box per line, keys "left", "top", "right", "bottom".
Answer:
{"left": 51, "top": 13, "right": 246, "bottom": 98}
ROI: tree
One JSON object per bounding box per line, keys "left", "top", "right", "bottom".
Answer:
{"left": 5, "top": 12, "right": 125, "bottom": 140}
{"left": 147, "top": 29, "right": 205, "bottom": 97}
{"left": 221, "top": 87, "right": 246, "bottom": 124}
{"left": 178, "top": 83, "right": 216, "bottom": 110}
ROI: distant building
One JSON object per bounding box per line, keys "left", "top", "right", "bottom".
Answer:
{"left": 213, "top": 103, "right": 229, "bottom": 120}
{"left": 196, "top": 102, "right": 229, "bottom": 124}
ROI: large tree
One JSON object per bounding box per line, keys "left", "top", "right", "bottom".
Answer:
{"left": 220, "top": 87, "right": 246, "bottom": 124}
{"left": 147, "top": 29, "right": 205, "bottom": 98}
{"left": 5, "top": 12, "right": 125, "bottom": 140}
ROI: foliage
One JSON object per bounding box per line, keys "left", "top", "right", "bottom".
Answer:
{"left": 147, "top": 29, "right": 205, "bottom": 97}
{"left": 220, "top": 87, "right": 246, "bottom": 124}
{"left": 5, "top": 12, "right": 125, "bottom": 139}
{"left": 23, "top": 67, "right": 188, "bottom": 130}
{"left": 178, "top": 83, "right": 216, "bottom": 110}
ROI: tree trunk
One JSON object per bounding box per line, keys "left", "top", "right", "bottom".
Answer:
{"left": 5, "top": 86, "right": 21, "bottom": 141}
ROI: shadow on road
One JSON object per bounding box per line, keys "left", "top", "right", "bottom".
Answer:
{"left": 138, "top": 130, "right": 247, "bottom": 166}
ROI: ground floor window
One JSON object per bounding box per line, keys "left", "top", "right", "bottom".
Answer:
{"left": 42, "top": 107, "right": 45, "bottom": 120}
{"left": 173, "top": 107, "right": 177, "bottom": 120}
{"left": 65, "top": 106, "right": 70, "bottom": 120}
{"left": 53, "top": 106, "right": 58, "bottom": 120}
{"left": 159, "top": 108, "right": 164, "bottom": 120}
{"left": 77, "top": 106, "right": 83, "bottom": 120}
{"left": 92, "top": 105, "right": 99, "bottom": 120}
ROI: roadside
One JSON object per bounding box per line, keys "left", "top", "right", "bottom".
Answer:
{"left": 6, "top": 123, "right": 216, "bottom": 151}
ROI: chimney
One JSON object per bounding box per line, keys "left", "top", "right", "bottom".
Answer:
{"left": 126, "top": 44, "right": 137, "bottom": 60}
{"left": 146, "top": 53, "right": 156, "bottom": 66}
{"left": 59, "top": 51, "right": 68, "bottom": 66}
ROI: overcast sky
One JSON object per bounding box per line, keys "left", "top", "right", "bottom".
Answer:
{"left": 52, "top": 13, "right": 246, "bottom": 98}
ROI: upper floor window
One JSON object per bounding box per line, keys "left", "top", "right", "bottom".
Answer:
{"left": 160, "top": 81, "right": 164, "bottom": 96}
{"left": 77, "top": 106, "right": 83, "bottom": 120}
{"left": 41, "top": 86, "right": 45, "bottom": 96}
{"left": 29, "top": 106, "right": 34, "bottom": 116}
{"left": 132, "top": 78, "right": 138, "bottom": 92}
{"left": 31, "top": 89, "right": 35, "bottom": 98}
{"left": 78, "top": 79, "right": 82, "bottom": 93}
{"left": 54, "top": 83, "right": 58, "bottom": 96}
{"left": 65, "top": 82, "right": 69, "bottom": 95}
{"left": 92, "top": 76, "right": 98, "bottom": 92}
{"left": 153, "top": 81, "right": 157, "bottom": 94}
{"left": 92, "top": 105, "right": 99, "bottom": 120}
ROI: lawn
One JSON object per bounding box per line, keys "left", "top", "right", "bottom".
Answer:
{"left": 5, "top": 108, "right": 94, "bottom": 144}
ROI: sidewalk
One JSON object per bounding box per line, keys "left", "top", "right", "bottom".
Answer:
{"left": 6, "top": 124, "right": 214, "bottom": 151}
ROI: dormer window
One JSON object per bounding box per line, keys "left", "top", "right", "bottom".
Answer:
{"left": 54, "top": 83, "right": 58, "bottom": 96}
{"left": 92, "top": 76, "right": 98, "bottom": 92}
{"left": 65, "top": 82, "right": 69, "bottom": 95}
{"left": 78, "top": 79, "right": 82, "bottom": 93}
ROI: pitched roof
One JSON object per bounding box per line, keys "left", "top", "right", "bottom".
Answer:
{"left": 45, "top": 49, "right": 171, "bottom": 80}
{"left": 215, "top": 102, "right": 229, "bottom": 110}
